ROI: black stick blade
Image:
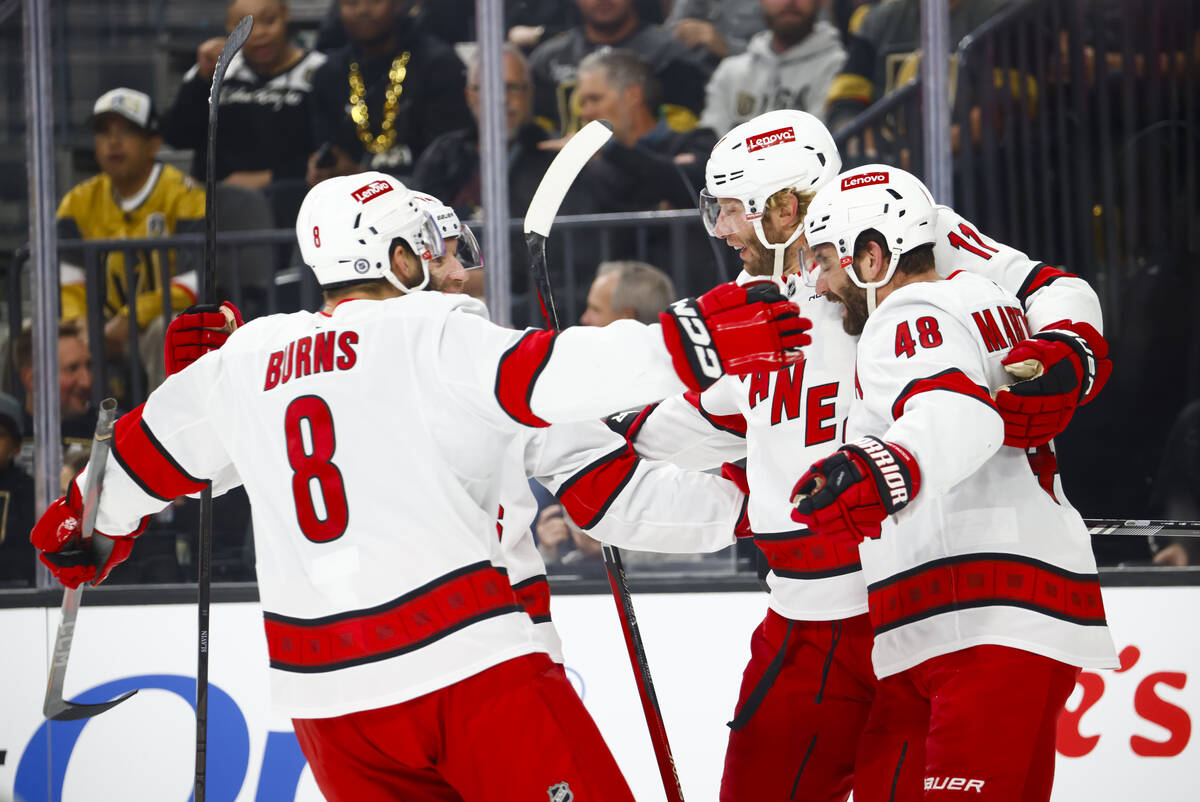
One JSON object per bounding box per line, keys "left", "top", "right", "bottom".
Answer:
{"left": 46, "top": 690, "right": 138, "bottom": 722}
{"left": 210, "top": 16, "right": 254, "bottom": 110}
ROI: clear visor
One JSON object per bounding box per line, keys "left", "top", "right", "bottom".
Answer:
{"left": 409, "top": 211, "right": 447, "bottom": 262}
{"left": 698, "top": 190, "right": 756, "bottom": 238}
{"left": 809, "top": 242, "right": 848, "bottom": 288}
{"left": 453, "top": 222, "right": 483, "bottom": 270}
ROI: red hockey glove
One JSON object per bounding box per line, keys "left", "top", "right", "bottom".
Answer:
{"left": 660, "top": 281, "right": 811, "bottom": 393}
{"left": 721, "top": 461, "right": 753, "bottom": 538}
{"left": 30, "top": 480, "right": 136, "bottom": 588}
{"left": 164, "top": 302, "right": 243, "bottom": 377}
{"left": 993, "top": 320, "right": 1111, "bottom": 448}
{"left": 789, "top": 436, "right": 921, "bottom": 544}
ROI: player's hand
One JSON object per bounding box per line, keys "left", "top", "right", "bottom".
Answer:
{"left": 790, "top": 437, "right": 921, "bottom": 544}
{"left": 993, "top": 320, "right": 1111, "bottom": 448}
{"left": 164, "top": 302, "right": 243, "bottom": 377}
{"left": 721, "top": 462, "right": 753, "bottom": 538}
{"left": 660, "top": 281, "right": 811, "bottom": 393}
{"left": 30, "top": 481, "right": 135, "bottom": 588}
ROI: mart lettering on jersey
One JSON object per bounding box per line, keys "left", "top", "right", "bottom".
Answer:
{"left": 264, "top": 331, "right": 358, "bottom": 390}
{"left": 970, "top": 304, "right": 1031, "bottom": 353}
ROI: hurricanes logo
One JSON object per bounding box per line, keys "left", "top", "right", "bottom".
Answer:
{"left": 745, "top": 126, "right": 795, "bottom": 152}
{"left": 547, "top": 781, "right": 574, "bottom": 802}
{"left": 841, "top": 171, "right": 889, "bottom": 190}
{"left": 351, "top": 180, "right": 393, "bottom": 203}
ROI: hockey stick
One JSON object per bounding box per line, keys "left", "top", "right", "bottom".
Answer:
{"left": 1085, "top": 519, "right": 1200, "bottom": 537}
{"left": 43, "top": 398, "right": 135, "bottom": 721}
{"left": 524, "top": 119, "right": 687, "bottom": 802}
{"left": 195, "top": 15, "right": 252, "bottom": 802}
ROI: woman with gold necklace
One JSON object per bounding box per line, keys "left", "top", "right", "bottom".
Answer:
{"left": 308, "top": 0, "right": 473, "bottom": 186}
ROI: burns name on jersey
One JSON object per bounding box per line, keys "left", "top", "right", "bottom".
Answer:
{"left": 264, "top": 330, "right": 359, "bottom": 390}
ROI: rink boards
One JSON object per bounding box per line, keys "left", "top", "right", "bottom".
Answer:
{"left": 0, "top": 585, "right": 1195, "bottom": 802}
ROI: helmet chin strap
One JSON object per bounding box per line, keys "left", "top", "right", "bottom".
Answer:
{"left": 387, "top": 261, "right": 430, "bottom": 294}
{"left": 752, "top": 218, "right": 804, "bottom": 279}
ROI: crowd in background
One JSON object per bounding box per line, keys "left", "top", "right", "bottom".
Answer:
{"left": 3, "top": 0, "right": 1198, "bottom": 587}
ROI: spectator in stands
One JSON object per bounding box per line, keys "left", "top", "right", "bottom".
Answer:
{"left": 13, "top": 321, "right": 99, "bottom": 478}
{"left": 162, "top": 0, "right": 327, "bottom": 228}
{"left": 1149, "top": 400, "right": 1200, "bottom": 566}
{"left": 825, "top": 0, "right": 1009, "bottom": 132}
{"left": 667, "top": 0, "right": 767, "bottom": 66}
{"left": 699, "top": 0, "right": 846, "bottom": 135}
{"left": 527, "top": 0, "right": 712, "bottom": 135}
{"left": 537, "top": 259, "right": 678, "bottom": 570}
{"left": 58, "top": 88, "right": 205, "bottom": 394}
{"left": 580, "top": 260, "right": 675, "bottom": 326}
{"left": 0, "top": 391, "right": 34, "bottom": 586}
{"left": 411, "top": 45, "right": 556, "bottom": 219}
{"left": 562, "top": 49, "right": 716, "bottom": 214}
{"left": 306, "top": 0, "right": 472, "bottom": 184}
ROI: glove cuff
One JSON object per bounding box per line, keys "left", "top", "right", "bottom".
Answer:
{"left": 660, "top": 301, "right": 724, "bottom": 393}
{"left": 842, "top": 436, "right": 921, "bottom": 514}
{"left": 1034, "top": 326, "right": 1099, "bottom": 403}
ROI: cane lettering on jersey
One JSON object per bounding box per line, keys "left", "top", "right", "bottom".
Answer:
{"left": 746, "top": 363, "right": 840, "bottom": 441}
{"left": 971, "top": 304, "right": 1031, "bottom": 353}
{"left": 264, "top": 331, "right": 359, "bottom": 390}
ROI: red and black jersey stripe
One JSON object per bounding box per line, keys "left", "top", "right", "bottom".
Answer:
{"left": 263, "top": 562, "right": 522, "bottom": 673}
{"left": 556, "top": 443, "right": 639, "bottom": 530}
{"left": 1016, "top": 263, "right": 1077, "bottom": 306}
{"left": 494, "top": 329, "right": 558, "bottom": 428}
{"left": 867, "top": 553, "right": 1108, "bottom": 635}
{"left": 111, "top": 405, "right": 208, "bottom": 502}
{"left": 753, "top": 528, "right": 862, "bottom": 579}
{"left": 605, "top": 402, "right": 659, "bottom": 444}
{"left": 512, "top": 574, "right": 552, "bottom": 624}
{"left": 892, "top": 368, "right": 997, "bottom": 421}
{"left": 684, "top": 391, "right": 747, "bottom": 437}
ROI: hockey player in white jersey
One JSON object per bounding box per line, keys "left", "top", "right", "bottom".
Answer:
{"left": 610, "top": 109, "right": 1114, "bottom": 801}
{"left": 29, "top": 174, "right": 808, "bottom": 801}
{"left": 793, "top": 165, "right": 1119, "bottom": 802}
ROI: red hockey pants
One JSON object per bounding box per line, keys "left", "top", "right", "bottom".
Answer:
{"left": 720, "top": 610, "right": 877, "bottom": 801}
{"left": 853, "top": 645, "right": 1080, "bottom": 802}
{"left": 292, "top": 653, "right": 633, "bottom": 802}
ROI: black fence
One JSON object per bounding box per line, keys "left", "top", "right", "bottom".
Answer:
{"left": 834, "top": 0, "right": 1200, "bottom": 562}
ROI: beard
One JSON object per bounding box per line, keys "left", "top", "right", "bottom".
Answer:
{"left": 767, "top": 10, "right": 816, "bottom": 49}
{"left": 830, "top": 283, "right": 870, "bottom": 336}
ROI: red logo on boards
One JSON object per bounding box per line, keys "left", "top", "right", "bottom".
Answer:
{"left": 745, "top": 127, "right": 796, "bottom": 152}
{"left": 351, "top": 180, "right": 394, "bottom": 203}
{"left": 842, "top": 171, "right": 889, "bottom": 190}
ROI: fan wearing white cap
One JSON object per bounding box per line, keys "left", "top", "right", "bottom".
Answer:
{"left": 700, "top": 108, "right": 841, "bottom": 280}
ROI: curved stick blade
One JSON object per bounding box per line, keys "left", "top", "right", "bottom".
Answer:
{"left": 46, "top": 689, "right": 138, "bottom": 722}
{"left": 523, "top": 119, "right": 613, "bottom": 237}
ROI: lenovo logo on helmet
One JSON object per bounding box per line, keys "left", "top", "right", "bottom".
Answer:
{"left": 842, "top": 171, "right": 889, "bottom": 190}
{"left": 351, "top": 180, "right": 394, "bottom": 203}
{"left": 745, "top": 127, "right": 795, "bottom": 152}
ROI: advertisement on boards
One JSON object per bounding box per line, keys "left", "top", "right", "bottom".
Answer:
{"left": 0, "top": 587, "right": 1194, "bottom": 801}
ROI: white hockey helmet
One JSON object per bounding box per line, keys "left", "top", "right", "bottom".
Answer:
{"left": 804, "top": 164, "right": 938, "bottom": 313}
{"left": 296, "top": 172, "right": 448, "bottom": 293}
{"left": 410, "top": 192, "right": 483, "bottom": 271}
{"left": 701, "top": 109, "right": 842, "bottom": 277}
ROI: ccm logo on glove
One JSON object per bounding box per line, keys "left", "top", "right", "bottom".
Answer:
{"left": 666, "top": 298, "right": 722, "bottom": 381}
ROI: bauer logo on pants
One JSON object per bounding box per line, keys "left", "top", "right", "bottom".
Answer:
{"left": 351, "top": 180, "right": 393, "bottom": 203}
{"left": 745, "top": 126, "right": 796, "bottom": 152}
{"left": 547, "top": 781, "right": 574, "bottom": 802}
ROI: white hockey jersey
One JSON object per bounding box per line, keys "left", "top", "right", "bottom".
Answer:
{"left": 82, "top": 293, "right": 741, "bottom": 718}
{"left": 627, "top": 210, "right": 1105, "bottom": 623}
{"left": 850, "top": 270, "right": 1118, "bottom": 678}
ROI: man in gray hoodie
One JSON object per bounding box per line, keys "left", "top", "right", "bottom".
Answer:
{"left": 699, "top": 0, "right": 846, "bottom": 135}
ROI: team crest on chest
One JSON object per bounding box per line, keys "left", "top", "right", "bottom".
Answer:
{"left": 547, "top": 781, "right": 574, "bottom": 802}
{"left": 146, "top": 212, "right": 166, "bottom": 237}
